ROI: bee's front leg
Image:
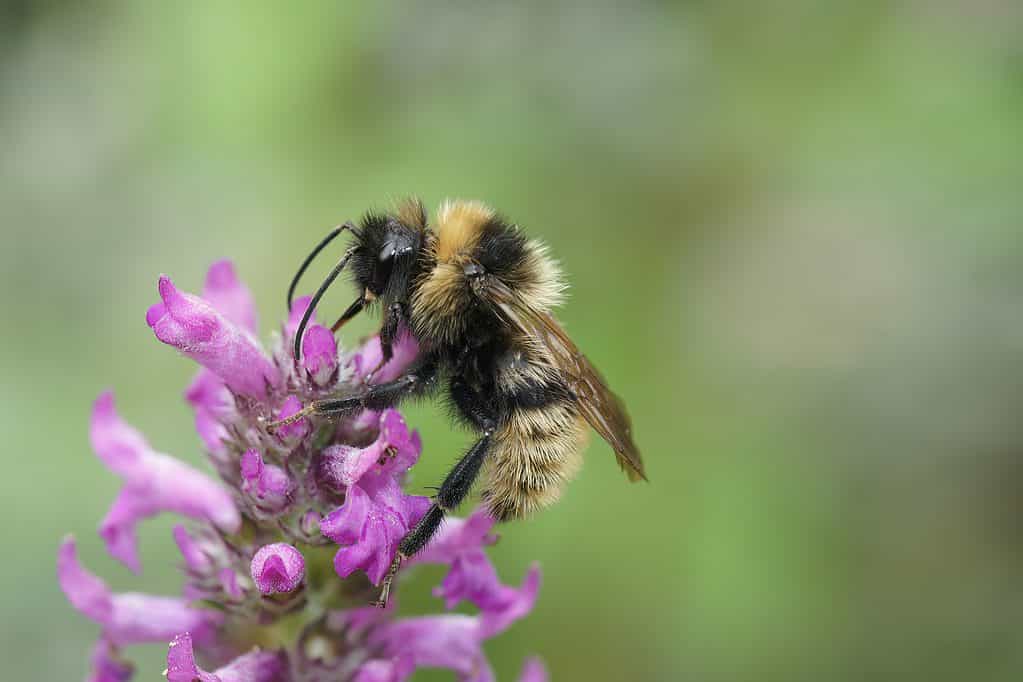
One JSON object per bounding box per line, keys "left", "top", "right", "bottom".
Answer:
{"left": 267, "top": 359, "right": 436, "bottom": 429}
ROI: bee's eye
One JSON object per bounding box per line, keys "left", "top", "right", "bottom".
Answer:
{"left": 372, "top": 254, "right": 395, "bottom": 293}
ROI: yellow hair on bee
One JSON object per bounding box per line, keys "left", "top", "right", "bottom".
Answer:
{"left": 483, "top": 406, "right": 588, "bottom": 521}
{"left": 516, "top": 239, "right": 567, "bottom": 313}
{"left": 434, "top": 199, "right": 495, "bottom": 261}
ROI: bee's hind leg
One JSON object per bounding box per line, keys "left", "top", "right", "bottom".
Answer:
{"left": 373, "top": 431, "right": 493, "bottom": 607}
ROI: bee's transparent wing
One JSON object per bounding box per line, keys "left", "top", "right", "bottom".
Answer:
{"left": 487, "top": 280, "right": 647, "bottom": 482}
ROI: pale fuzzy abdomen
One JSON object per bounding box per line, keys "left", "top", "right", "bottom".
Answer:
{"left": 482, "top": 403, "right": 589, "bottom": 521}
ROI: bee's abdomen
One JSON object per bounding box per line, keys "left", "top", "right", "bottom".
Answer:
{"left": 482, "top": 400, "right": 588, "bottom": 521}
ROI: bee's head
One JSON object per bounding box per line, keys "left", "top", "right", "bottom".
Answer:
{"left": 351, "top": 212, "right": 426, "bottom": 305}
{"left": 285, "top": 199, "right": 430, "bottom": 364}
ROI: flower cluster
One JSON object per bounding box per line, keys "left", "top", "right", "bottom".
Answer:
{"left": 59, "top": 260, "right": 547, "bottom": 681}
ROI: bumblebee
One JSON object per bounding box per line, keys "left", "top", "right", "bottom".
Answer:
{"left": 274, "top": 198, "right": 645, "bottom": 605}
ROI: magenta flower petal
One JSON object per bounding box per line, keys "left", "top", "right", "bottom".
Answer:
{"left": 316, "top": 410, "right": 421, "bottom": 493}
{"left": 172, "top": 525, "right": 212, "bottom": 573}
{"left": 353, "top": 655, "right": 415, "bottom": 682}
{"left": 240, "top": 449, "right": 291, "bottom": 512}
{"left": 166, "top": 633, "right": 218, "bottom": 682}
{"left": 434, "top": 550, "right": 507, "bottom": 611}
{"left": 322, "top": 481, "right": 430, "bottom": 585}
{"left": 90, "top": 392, "right": 240, "bottom": 570}
{"left": 351, "top": 329, "right": 419, "bottom": 384}
{"left": 167, "top": 633, "right": 285, "bottom": 682}
{"left": 368, "top": 565, "right": 540, "bottom": 682}
{"left": 478, "top": 564, "right": 542, "bottom": 638}
{"left": 370, "top": 615, "right": 495, "bottom": 682}
{"left": 250, "top": 543, "right": 305, "bottom": 594}
{"left": 219, "top": 567, "right": 245, "bottom": 599}
{"left": 202, "top": 259, "right": 258, "bottom": 333}
{"left": 58, "top": 536, "right": 113, "bottom": 623}
{"left": 320, "top": 480, "right": 370, "bottom": 545}
{"left": 58, "top": 537, "right": 220, "bottom": 647}
{"left": 413, "top": 507, "right": 498, "bottom": 566}
{"left": 302, "top": 324, "right": 339, "bottom": 385}
{"left": 184, "top": 370, "right": 231, "bottom": 454}
{"left": 517, "top": 657, "right": 548, "bottom": 682}
{"left": 147, "top": 275, "right": 280, "bottom": 399}
{"left": 88, "top": 639, "right": 133, "bottom": 682}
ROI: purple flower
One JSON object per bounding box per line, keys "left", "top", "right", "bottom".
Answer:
{"left": 321, "top": 480, "right": 432, "bottom": 585}
{"left": 90, "top": 392, "right": 240, "bottom": 572}
{"left": 301, "top": 323, "right": 339, "bottom": 385}
{"left": 352, "top": 656, "right": 416, "bottom": 682}
{"left": 58, "top": 537, "right": 220, "bottom": 647}
{"left": 201, "top": 259, "right": 258, "bottom": 333}
{"left": 146, "top": 275, "right": 280, "bottom": 399}
{"left": 172, "top": 524, "right": 213, "bottom": 573}
{"left": 350, "top": 327, "right": 420, "bottom": 383}
{"left": 316, "top": 409, "right": 422, "bottom": 491}
{"left": 316, "top": 411, "right": 430, "bottom": 585}
{"left": 184, "top": 369, "right": 232, "bottom": 454}
{"left": 250, "top": 543, "right": 305, "bottom": 595}
{"left": 87, "top": 639, "right": 133, "bottom": 682}
{"left": 240, "top": 449, "right": 291, "bottom": 513}
{"left": 166, "top": 632, "right": 285, "bottom": 682}
{"left": 60, "top": 259, "right": 547, "bottom": 680}
{"left": 518, "top": 658, "right": 550, "bottom": 682}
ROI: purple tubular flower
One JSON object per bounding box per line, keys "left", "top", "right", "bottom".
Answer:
{"left": 181, "top": 259, "right": 258, "bottom": 455}
{"left": 350, "top": 327, "right": 419, "bottom": 383}
{"left": 90, "top": 392, "right": 240, "bottom": 571}
{"left": 366, "top": 565, "right": 540, "bottom": 682}
{"left": 172, "top": 524, "right": 213, "bottom": 573}
{"left": 353, "top": 655, "right": 415, "bottom": 682}
{"left": 62, "top": 260, "right": 545, "bottom": 681}
{"left": 412, "top": 507, "right": 499, "bottom": 566}
{"left": 87, "top": 639, "right": 133, "bottom": 682}
{"left": 250, "top": 543, "right": 305, "bottom": 595}
{"left": 146, "top": 275, "right": 280, "bottom": 399}
{"left": 321, "top": 481, "right": 431, "bottom": 585}
{"left": 58, "top": 537, "right": 220, "bottom": 647}
{"left": 240, "top": 449, "right": 291, "bottom": 512}
{"left": 167, "top": 633, "right": 285, "bottom": 682}
{"left": 413, "top": 508, "right": 523, "bottom": 611}
{"left": 301, "top": 324, "right": 339, "bottom": 385}
{"left": 316, "top": 410, "right": 421, "bottom": 491}
{"left": 518, "top": 658, "right": 549, "bottom": 682}
{"left": 201, "top": 259, "right": 258, "bottom": 333}
{"left": 184, "top": 369, "right": 231, "bottom": 454}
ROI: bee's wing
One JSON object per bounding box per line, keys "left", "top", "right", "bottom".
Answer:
{"left": 488, "top": 282, "right": 647, "bottom": 482}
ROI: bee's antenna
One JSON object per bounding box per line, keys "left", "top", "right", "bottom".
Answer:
{"left": 287, "top": 222, "right": 356, "bottom": 311}
{"left": 294, "top": 246, "right": 358, "bottom": 365}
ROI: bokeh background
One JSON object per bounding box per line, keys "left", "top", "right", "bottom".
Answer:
{"left": 3, "top": 1, "right": 1022, "bottom": 680}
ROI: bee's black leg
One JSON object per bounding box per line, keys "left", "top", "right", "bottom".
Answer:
{"left": 267, "top": 360, "right": 436, "bottom": 429}
{"left": 374, "top": 431, "right": 493, "bottom": 607}
{"left": 366, "top": 302, "right": 407, "bottom": 383}
{"left": 329, "top": 295, "right": 366, "bottom": 333}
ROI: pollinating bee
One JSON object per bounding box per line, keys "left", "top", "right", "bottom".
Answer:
{"left": 271, "top": 198, "right": 646, "bottom": 606}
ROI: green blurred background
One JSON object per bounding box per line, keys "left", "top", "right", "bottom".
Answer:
{"left": 3, "top": 1, "right": 1022, "bottom": 680}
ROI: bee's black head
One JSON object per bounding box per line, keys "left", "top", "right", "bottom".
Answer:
{"left": 350, "top": 212, "right": 425, "bottom": 304}
{"left": 285, "top": 199, "right": 430, "bottom": 364}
